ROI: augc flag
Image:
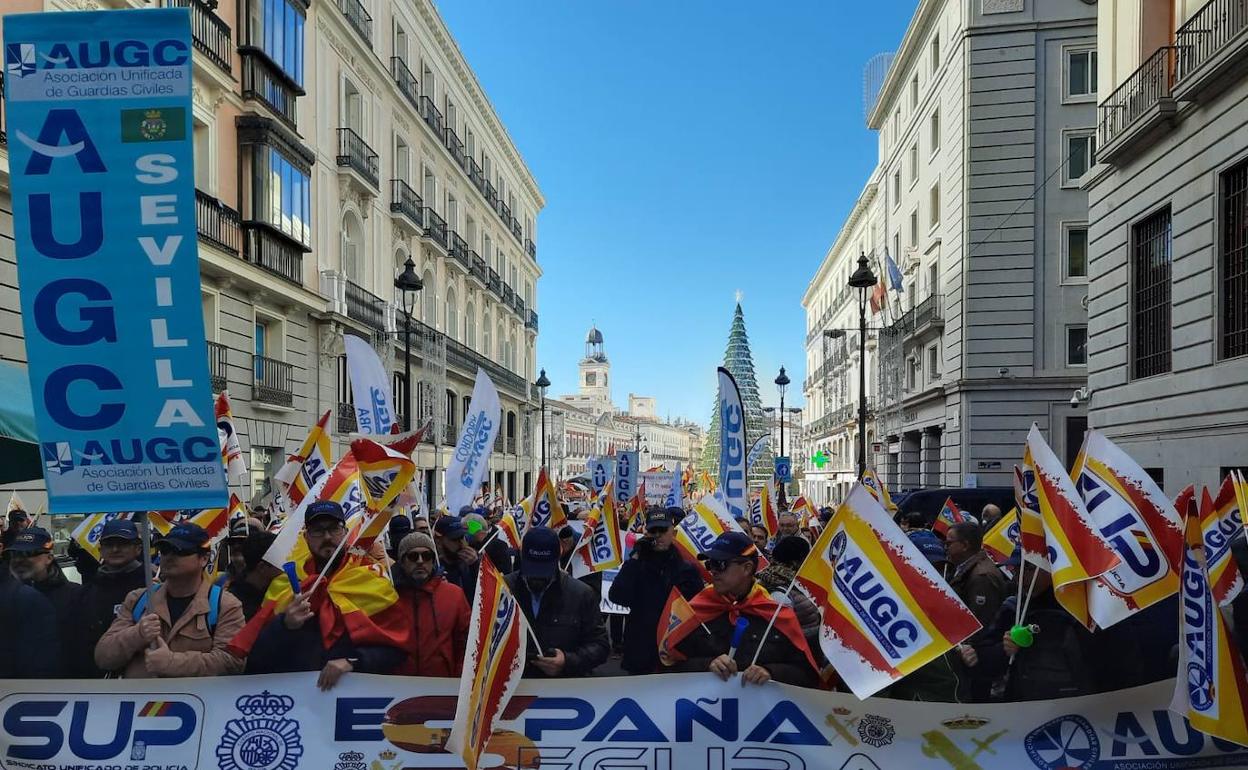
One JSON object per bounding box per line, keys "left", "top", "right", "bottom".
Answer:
{"left": 716, "top": 366, "right": 748, "bottom": 521}
{"left": 748, "top": 479, "right": 780, "bottom": 540}
{"left": 860, "top": 469, "right": 898, "bottom": 513}
{"left": 215, "top": 391, "right": 247, "bottom": 485}
{"left": 522, "top": 467, "right": 565, "bottom": 532}
{"left": 932, "top": 497, "right": 966, "bottom": 538}
{"left": 673, "top": 493, "right": 768, "bottom": 580}
{"left": 1067, "top": 429, "right": 1182, "bottom": 629}
{"left": 1170, "top": 505, "right": 1248, "bottom": 747}
{"left": 1202, "top": 475, "right": 1244, "bottom": 607}
{"left": 571, "top": 483, "right": 623, "bottom": 578}
{"left": 275, "top": 410, "right": 333, "bottom": 506}
{"left": 795, "top": 484, "right": 981, "bottom": 699}
{"left": 983, "top": 508, "right": 1020, "bottom": 565}
{"left": 447, "top": 556, "right": 529, "bottom": 770}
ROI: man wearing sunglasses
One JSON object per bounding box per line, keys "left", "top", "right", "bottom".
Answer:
{"left": 664, "top": 531, "right": 819, "bottom": 687}
{"left": 96, "top": 523, "right": 245, "bottom": 678}
{"left": 70, "top": 519, "right": 147, "bottom": 677}
{"left": 394, "top": 532, "right": 469, "bottom": 676}
{"left": 7, "top": 526, "right": 80, "bottom": 676}
{"left": 608, "top": 506, "right": 704, "bottom": 675}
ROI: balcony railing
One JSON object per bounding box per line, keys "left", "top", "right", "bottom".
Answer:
{"left": 346, "top": 280, "right": 387, "bottom": 331}
{"left": 445, "top": 128, "right": 467, "bottom": 168}
{"left": 484, "top": 181, "right": 499, "bottom": 207}
{"left": 470, "top": 253, "right": 488, "bottom": 285}
{"left": 444, "top": 423, "right": 458, "bottom": 446}
{"left": 525, "top": 238, "right": 537, "bottom": 260}
{"left": 420, "top": 96, "right": 444, "bottom": 136}
{"left": 390, "top": 179, "right": 423, "bottom": 230}
{"left": 1097, "top": 46, "right": 1176, "bottom": 155}
{"left": 488, "top": 267, "right": 502, "bottom": 296}
{"left": 502, "top": 284, "right": 515, "bottom": 309}
{"left": 885, "top": 294, "right": 944, "bottom": 338}
{"left": 390, "top": 57, "right": 420, "bottom": 113}
{"left": 468, "top": 158, "right": 485, "bottom": 191}
{"left": 1177, "top": 0, "right": 1248, "bottom": 87}
{"left": 510, "top": 220, "right": 523, "bottom": 243}
{"left": 195, "top": 189, "right": 241, "bottom": 256}
{"left": 337, "top": 404, "right": 357, "bottom": 434}
{"left": 208, "top": 341, "right": 228, "bottom": 393}
{"left": 525, "top": 309, "right": 539, "bottom": 332}
{"left": 423, "top": 208, "right": 448, "bottom": 249}
{"left": 165, "top": 0, "right": 232, "bottom": 75}
{"left": 240, "top": 51, "right": 300, "bottom": 128}
{"left": 336, "top": 0, "right": 372, "bottom": 46}
{"left": 253, "top": 355, "right": 294, "bottom": 407}
{"left": 507, "top": 436, "right": 517, "bottom": 454}
{"left": 498, "top": 200, "right": 513, "bottom": 227}
{"left": 441, "top": 329, "right": 529, "bottom": 398}
{"left": 449, "top": 232, "right": 470, "bottom": 271}
{"left": 337, "top": 127, "right": 379, "bottom": 189}
{"left": 243, "top": 223, "right": 304, "bottom": 286}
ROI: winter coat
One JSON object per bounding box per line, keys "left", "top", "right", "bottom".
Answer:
{"left": 948, "top": 550, "right": 1010, "bottom": 627}
{"left": 227, "top": 578, "right": 269, "bottom": 621}
{"left": 973, "top": 592, "right": 1097, "bottom": 701}
{"left": 505, "top": 571, "right": 610, "bottom": 678}
{"left": 607, "top": 544, "right": 704, "bottom": 674}
{"left": 756, "top": 562, "right": 823, "bottom": 658}
{"left": 96, "top": 578, "right": 245, "bottom": 678}
{"left": 0, "top": 575, "right": 60, "bottom": 679}
{"left": 481, "top": 533, "right": 513, "bottom": 575}
{"left": 441, "top": 551, "right": 480, "bottom": 602}
{"left": 70, "top": 561, "right": 146, "bottom": 677}
{"left": 397, "top": 573, "right": 470, "bottom": 677}
{"left": 23, "top": 562, "right": 83, "bottom": 678}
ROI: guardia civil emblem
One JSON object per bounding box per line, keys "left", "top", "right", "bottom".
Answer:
{"left": 140, "top": 109, "right": 168, "bottom": 140}
{"left": 216, "top": 691, "right": 304, "bottom": 770}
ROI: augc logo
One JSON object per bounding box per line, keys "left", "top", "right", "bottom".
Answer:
{"left": 5, "top": 44, "right": 35, "bottom": 79}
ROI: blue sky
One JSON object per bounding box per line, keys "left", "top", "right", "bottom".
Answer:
{"left": 439, "top": 0, "right": 916, "bottom": 424}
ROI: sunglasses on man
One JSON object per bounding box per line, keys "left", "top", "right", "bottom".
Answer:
{"left": 645, "top": 525, "right": 671, "bottom": 535}
{"left": 704, "top": 557, "right": 750, "bottom": 573}
{"left": 155, "top": 543, "right": 203, "bottom": 558}
{"left": 402, "top": 550, "right": 436, "bottom": 564}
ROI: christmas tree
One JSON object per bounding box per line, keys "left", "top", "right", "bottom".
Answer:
{"left": 701, "top": 302, "right": 773, "bottom": 488}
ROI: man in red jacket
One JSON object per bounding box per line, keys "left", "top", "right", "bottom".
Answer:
{"left": 396, "top": 532, "right": 470, "bottom": 676}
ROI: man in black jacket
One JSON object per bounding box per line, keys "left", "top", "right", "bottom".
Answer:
{"left": 71, "top": 519, "right": 147, "bottom": 677}
{"left": 0, "top": 567, "right": 60, "bottom": 679}
{"left": 226, "top": 530, "right": 280, "bottom": 620}
{"left": 505, "top": 527, "right": 609, "bottom": 678}
{"left": 609, "top": 507, "right": 704, "bottom": 674}
{"left": 9, "top": 527, "right": 81, "bottom": 677}
{"left": 435, "top": 515, "right": 479, "bottom": 600}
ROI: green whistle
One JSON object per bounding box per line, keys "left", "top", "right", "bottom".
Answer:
{"left": 466, "top": 519, "right": 484, "bottom": 536}
{"left": 1009, "top": 624, "right": 1037, "bottom": 648}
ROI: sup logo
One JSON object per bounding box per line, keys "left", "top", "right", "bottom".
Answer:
{"left": 216, "top": 691, "right": 303, "bottom": 770}
{"left": 0, "top": 692, "right": 203, "bottom": 767}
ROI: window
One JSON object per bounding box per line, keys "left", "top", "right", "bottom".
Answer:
{"left": 251, "top": 0, "right": 306, "bottom": 86}
{"left": 341, "top": 212, "right": 363, "bottom": 282}
{"left": 930, "top": 33, "right": 940, "bottom": 73}
{"left": 466, "top": 301, "right": 477, "bottom": 348}
{"left": 909, "top": 209, "right": 919, "bottom": 248}
{"left": 909, "top": 143, "right": 919, "bottom": 186}
{"left": 254, "top": 319, "right": 268, "bottom": 378}
{"left": 252, "top": 146, "right": 310, "bottom": 246}
{"left": 342, "top": 78, "right": 363, "bottom": 132}
{"left": 1065, "top": 132, "right": 1097, "bottom": 183}
{"left": 928, "top": 262, "right": 939, "bottom": 297}
{"left": 928, "top": 345, "right": 941, "bottom": 379}
{"left": 1066, "top": 225, "right": 1089, "bottom": 279}
{"left": 893, "top": 233, "right": 900, "bottom": 264}
{"left": 445, "top": 288, "right": 458, "bottom": 341}
{"left": 1220, "top": 159, "right": 1248, "bottom": 358}
{"left": 202, "top": 291, "right": 218, "bottom": 341}
{"left": 422, "top": 166, "right": 436, "bottom": 208}
{"left": 1067, "top": 326, "right": 1088, "bottom": 366}
{"left": 249, "top": 446, "right": 279, "bottom": 499}
{"left": 930, "top": 109, "right": 940, "bottom": 153}
{"left": 1131, "top": 207, "right": 1173, "bottom": 378}
{"left": 483, "top": 311, "right": 492, "bottom": 358}
{"left": 929, "top": 182, "right": 940, "bottom": 230}
{"left": 906, "top": 357, "right": 920, "bottom": 390}
{"left": 586, "top": 372, "right": 596, "bottom": 386}
{"left": 392, "top": 373, "right": 408, "bottom": 424}
{"left": 892, "top": 170, "right": 901, "bottom": 209}
{"left": 910, "top": 74, "right": 919, "bottom": 109}
{"left": 1066, "top": 49, "right": 1097, "bottom": 98}
{"left": 421, "top": 270, "right": 436, "bottom": 327}
{"left": 193, "top": 119, "right": 211, "bottom": 191}
{"left": 394, "top": 136, "right": 409, "bottom": 181}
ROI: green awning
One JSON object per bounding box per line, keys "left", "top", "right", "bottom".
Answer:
{"left": 0, "top": 361, "right": 42, "bottom": 484}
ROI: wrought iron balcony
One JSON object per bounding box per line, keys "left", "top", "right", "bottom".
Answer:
{"left": 484, "top": 181, "right": 498, "bottom": 207}
{"left": 337, "top": 404, "right": 357, "bottom": 434}
{"left": 1097, "top": 46, "right": 1177, "bottom": 162}
{"left": 510, "top": 219, "right": 523, "bottom": 243}
{"left": 884, "top": 294, "right": 944, "bottom": 339}
{"left": 208, "top": 341, "right": 228, "bottom": 393}
{"left": 525, "top": 238, "right": 536, "bottom": 260}
{"left": 507, "top": 436, "right": 517, "bottom": 454}
{"left": 445, "top": 127, "right": 466, "bottom": 169}
{"left": 336, "top": 127, "right": 379, "bottom": 189}
{"left": 487, "top": 267, "right": 502, "bottom": 296}
{"left": 390, "top": 57, "right": 420, "bottom": 113}
{"left": 165, "top": 0, "right": 232, "bottom": 75}
{"left": 389, "top": 179, "right": 423, "bottom": 233}
{"left": 441, "top": 329, "right": 529, "bottom": 399}
{"left": 470, "top": 253, "right": 488, "bottom": 285}
{"left": 525, "top": 309, "right": 539, "bottom": 333}
{"left": 195, "top": 189, "right": 241, "bottom": 256}
{"left": 253, "top": 355, "right": 294, "bottom": 407}
{"left": 420, "top": 96, "right": 444, "bottom": 136}
{"left": 346, "top": 280, "right": 387, "bottom": 331}
{"left": 240, "top": 51, "right": 300, "bottom": 129}
{"left": 449, "top": 232, "right": 471, "bottom": 271}
{"left": 423, "top": 208, "right": 448, "bottom": 250}
{"left": 336, "top": 0, "right": 372, "bottom": 46}
{"left": 498, "top": 200, "right": 513, "bottom": 227}
{"left": 243, "top": 223, "right": 304, "bottom": 286}
{"left": 1176, "top": 0, "right": 1248, "bottom": 100}
{"left": 468, "top": 158, "right": 485, "bottom": 192}
{"left": 502, "top": 284, "right": 516, "bottom": 309}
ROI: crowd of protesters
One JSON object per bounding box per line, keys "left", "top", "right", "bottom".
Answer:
{"left": 0, "top": 494, "right": 1243, "bottom": 704}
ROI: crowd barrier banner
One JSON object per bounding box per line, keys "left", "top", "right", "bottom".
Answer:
{"left": 4, "top": 9, "right": 227, "bottom": 513}
{"left": 2, "top": 674, "right": 1246, "bottom": 770}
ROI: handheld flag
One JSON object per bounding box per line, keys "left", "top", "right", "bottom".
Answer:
{"left": 496, "top": 508, "right": 522, "bottom": 551}
{"left": 795, "top": 483, "right": 982, "bottom": 699}
{"left": 1202, "top": 475, "right": 1244, "bottom": 607}
{"left": 274, "top": 411, "right": 333, "bottom": 506}
{"left": 657, "top": 587, "right": 697, "bottom": 666}
{"left": 932, "top": 497, "right": 966, "bottom": 538}
{"left": 447, "top": 556, "right": 529, "bottom": 770}
{"left": 262, "top": 449, "right": 350, "bottom": 569}
{"left": 521, "top": 468, "right": 566, "bottom": 532}
{"left": 445, "top": 369, "right": 503, "bottom": 517}
{"left": 215, "top": 391, "right": 248, "bottom": 485}
{"left": 860, "top": 469, "right": 898, "bottom": 513}
{"left": 672, "top": 493, "right": 769, "bottom": 580}
{"left": 571, "top": 483, "right": 624, "bottom": 578}
{"left": 342, "top": 333, "right": 396, "bottom": 435}
{"left": 71, "top": 512, "right": 174, "bottom": 561}
{"left": 7, "top": 491, "right": 26, "bottom": 516}
{"left": 748, "top": 479, "right": 780, "bottom": 540}
{"left": 983, "top": 509, "right": 1020, "bottom": 565}
{"left": 1170, "top": 505, "right": 1248, "bottom": 746}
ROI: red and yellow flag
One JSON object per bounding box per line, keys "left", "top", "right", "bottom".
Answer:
{"left": 571, "top": 485, "right": 623, "bottom": 578}
{"left": 660, "top": 582, "right": 816, "bottom": 674}
{"left": 274, "top": 411, "right": 333, "bottom": 506}
{"left": 215, "top": 391, "right": 248, "bottom": 485}
{"left": 932, "top": 497, "right": 966, "bottom": 538}
{"left": 520, "top": 468, "right": 565, "bottom": 533}
{"left": 672, "top": 493, "right": 768, "bottom": 581}
{"left": 70, "top": 511, "right": 173, "bottom": 561}
{"left": 748, "top": 480, "right": 780, "bottom": 540}
{"left": 447, "top": 556, "right": 529, "bottom": 770}
{"left": 860, "top": 468, "right": 897, "bottom": 513}
{"left": 1202, "top": 476, "right": 1244, "bottom": 607}
{"left": 983, "top": 508, "right": 1020, "bottom": 564}
{"left": 497, "top": 509, "right": 522, "bottom": 551}
{"left": 657, "top": 586, "right": 697, "bottom": 666}
{"left": 1170, "top": 504, "right": 1248, "bottom": 746}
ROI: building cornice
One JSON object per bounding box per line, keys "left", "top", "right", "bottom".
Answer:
{"left": 802, "top": 176, "right": 880, "bottom": 306}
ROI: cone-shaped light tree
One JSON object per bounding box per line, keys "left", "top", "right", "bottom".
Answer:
{"left": 701, "top": 303, "right": 773, "bottom": 489}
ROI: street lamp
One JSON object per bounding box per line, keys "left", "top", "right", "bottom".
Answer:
{"left": 848, "top": 251, "right": 878, "bottom": 479}
{"left": 535, "top": 369, "right": 550, "bottom": 470}
{"left": 774, "top": 367, "right": 790, "bottom": 507}
{"left": 393, "top": 257, "right": 423, "bottom": 432}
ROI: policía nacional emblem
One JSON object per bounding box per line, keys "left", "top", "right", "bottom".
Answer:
{"left": 216, "top": 691, "right": 304, "bottom": 770}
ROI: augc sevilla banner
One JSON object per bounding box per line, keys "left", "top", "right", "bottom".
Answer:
{"left": 3, "top": 675, "right": 1247, "bottom": 770}
{"left": 4, "top": 9, "right": 227, "bottom": 513}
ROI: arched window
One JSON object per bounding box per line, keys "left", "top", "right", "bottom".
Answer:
{"left": 483, "top": 311, "right": 492, "bottom": 359}
{"left": 508, "top": 333, "right": 517, "bottom": 371}
{"left": 445, "top": 287, "right": 458, "bottom": 341}
{"left": 496, "top": 322, "right": 504, "bottom": 362}
{"left": 465, "top": 301, "right": 477, "bottom": 348}
{"left": 341, "top": 211, "right": 364, "bottom": 283}
{"left": 422, "top": 270, "right": 436, "bottom": 327}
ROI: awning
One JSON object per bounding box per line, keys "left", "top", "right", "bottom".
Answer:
{"left": 0, "top": 361, "right": 42, "bottom": 484}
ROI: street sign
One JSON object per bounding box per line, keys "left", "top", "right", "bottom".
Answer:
{"left": 775, "top": 456, "right": 792, "bottom": 483}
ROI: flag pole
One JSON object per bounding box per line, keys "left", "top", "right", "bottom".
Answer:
{"left": 747, "top": 572, "right": 800, "bottom": 669}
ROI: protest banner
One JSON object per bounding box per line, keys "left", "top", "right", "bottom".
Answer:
{"left": 1, "top": 675, "right": 1244, "bottom": 769}
{"left": 716, "top": 366, "right": 748, "bottom": 520}
{"left": 5, "top": 9, "right": 227, "bottom": 513}
{"left": 614, "top": 450, "right": 638, "bottom": 510}
{"left": 343, "top": 334, "right": 395, "bottom": 436}
{"left": 445, "top": 369, "right": 502, "bottom": 516}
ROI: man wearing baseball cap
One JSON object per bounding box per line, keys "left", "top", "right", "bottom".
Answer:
{"left": 662, "top": 531, "right": 818, "bottom": 687}
{"left": 96, "top": 523, "right": 245, "bottom": 678}
{"left": 434, "top": 515, "right": 480, "bottom": 600}
{"left": 70, "top": 519, "right": 147, "bottom": 677}
{"left": 505, "top": 527, "right": 609, "bottom": 678}
{"left": 608, "top": 506, "right": 704, "bottom": 675}
{"left": 8, "top": 526, "right": 81, "bottom": 676}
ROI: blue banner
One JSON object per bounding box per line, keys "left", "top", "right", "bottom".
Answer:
{"left": 587, "top": 455, "right": 613, "bottom": 494}
{"left": 614, "top": 450, "right": 637, "bottom": 509}
{"left": 717, "top": 366, "right": 747, "bottom": 519}
{"left": 4, "top": 9, "right": 227, "bottom": 513}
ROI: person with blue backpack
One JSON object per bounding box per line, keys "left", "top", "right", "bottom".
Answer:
{"left": 96, "top": 523, "right": 245, "bottom": 678}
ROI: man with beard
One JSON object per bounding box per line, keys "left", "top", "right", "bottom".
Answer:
{"left": 394, "top": 532, "right": 469, "bottom": 676}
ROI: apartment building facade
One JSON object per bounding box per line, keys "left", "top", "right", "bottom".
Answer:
{"left": 0, "top": 0, "right": 543, "bottom": 508}
{"left": 1085, "top": 0, "right": 1248, "bottom": 492}
{"left": 803, "top": 0, "right": 1096, "bottom": 495}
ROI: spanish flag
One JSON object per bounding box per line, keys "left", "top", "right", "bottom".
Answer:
{"left": 1170, "top": 504, "right": 1248, "bottom": 747}
{"left": 657, "top": 586, "right": 697, "bottom": 666}
{"left": 447, "top": 556, "right": 529, "bottom": 770}
{"left": 275, "top": 410, "right": 334, "bottom": 506}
